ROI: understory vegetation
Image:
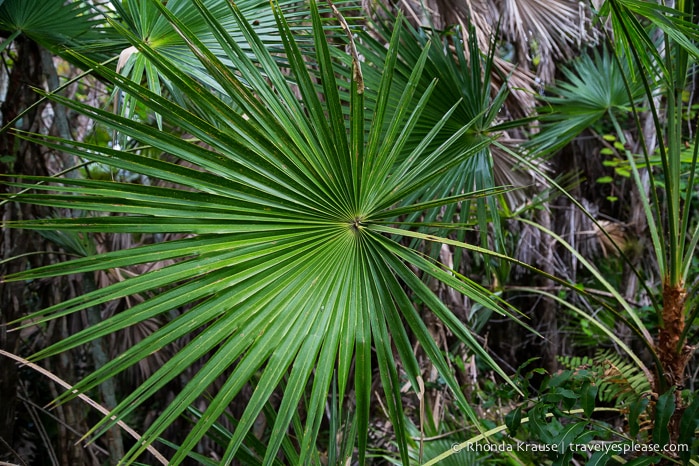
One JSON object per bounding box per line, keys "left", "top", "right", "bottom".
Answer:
{"left": 0, "top": 0, "right": 698, "bottom": 464}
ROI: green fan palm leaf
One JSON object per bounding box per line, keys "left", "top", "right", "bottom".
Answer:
{"left": 347, "top": 16, "right": 537, "bottom": 286}
{"left": 529, "top": 46, "right": 647, "bottom": 154}
{"left": 0, "top": 0, "right": 105, "bottom": 52}
{"left": 2, "top": 1, "right": 518, "bottom": 463}
{"left": 109, "top": 0, "right": 357, "bottom": 133}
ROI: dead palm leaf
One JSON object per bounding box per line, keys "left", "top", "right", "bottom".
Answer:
{"left": 498, "top": 0, "right": 598, "bottom": 82}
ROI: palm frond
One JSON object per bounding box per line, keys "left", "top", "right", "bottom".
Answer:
{"left": 529, "top": 46, "right": 646, "bottom": 154}
{"left": 355, "top": 16, "right": 546, "bottom": 287}
{"left": 107, "top": 0, "right": 357, "bottom": 131}
{"left": 499, "top": 0, "right": 598, "bottom": 82}
{"left": 0, "top": 0, "right": 104, "bottom": 50}
{"left": 2, "top": 1, "right": 516, "bottom": 463}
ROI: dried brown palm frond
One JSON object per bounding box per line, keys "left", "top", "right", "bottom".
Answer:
{"left": 498, "top": 0, "right": 599, "bottom": 82}
{"left": 491, "top": 55, "right": 538, "bottom": 117}
{"left": 93, "top": 231, "right": 176, "bottom": 386}
{"left": 394, "top": 0, "right": 600, "bottom": 94}
{"left": 560, "top": 199, "right": 630, "bottom": 260}
{"left": 594, "top": 219, "right": 629, "bottom": 258}
{"left": 442, "top": 13, "right": 540, "bottom": 116}
{"left": 513, "top": 211, "right": 544, "bottom": 277}
{"left": 561, "top": 199, "right": 601, "bottom": 264}
{"left": 390, "top": 0, "right": 540, "bottom": 116}
{"left": 114, "top": 316, "right": 173, "bottom": 386}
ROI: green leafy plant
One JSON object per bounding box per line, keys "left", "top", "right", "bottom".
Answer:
{"left": 1, "top": 0, "right": 523, "bottom": 463}
{"left": 4, "top": 0, "right": 699, "bottom": 464}
{"left": 0, "top": 0, "right": 105, "bottom": 52}
{"left": 529, "top": 45, "right": 647, "bottom": 155}
{"left": 599, "top": 0, "right": 699, "bottom": 402}
{"left": 517, "top": 0, "right": 699, "bottom": 458}
{"left": 423, "top": 358, "right": 697, "bottom": 466}
{"left": 108, "top": 0, "right": 349, "bottom": 126}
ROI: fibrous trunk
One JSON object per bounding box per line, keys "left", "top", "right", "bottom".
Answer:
{"left": 656, "top": 282, "right": 691, "bottom": 444}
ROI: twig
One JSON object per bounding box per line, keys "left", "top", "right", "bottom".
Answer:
{"left": 0, "top": 349, "right": 168, "bottom": 465}
{"left": 327, "top": 0, "right": 364, "bottom": 94}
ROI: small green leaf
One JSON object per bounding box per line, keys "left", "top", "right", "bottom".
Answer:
{"left": 586, "top": 450, "right": 612, "bottom": 466}
{"left": 581, "top": 382, "right": 598, "bottom": 418}
{"left": 606, "top": 196, "right": 619, "bottom": 202}
{"left": 555, "top": 421, "right": 586, "bottom": 453}
{"left": 528, "top": 404, "right": 555, "bottom": 444}
{"left": 628, "top": 397, "right": 649, "bottom": 437}
{"left": 552, "top": 450, "right": 573, "bottom": 466}
{"left": 505, "top": 405, "right": 523, "bottom": 436}
{"left": 596, "top": 176, "right": 614, "bottom": 183}
{"left": 615, "top": 167, "right": 631, "bottom": 178}
{"left": 624, "top": 456, "right": 661, "bottom": 465}
{"left": 574, "top": 429, "right": 597, "bottom": 445}
{"left": 678, "top": 396, "right": 699, "bottom": 465}
{"left": 602, "top": 134, "right": 617, "bottom": 142}
{"left": 652, "top": 390, "right": 676, "bottom": 447}
{"left": 600, "top": 148, "right": 616, "bottom": 155}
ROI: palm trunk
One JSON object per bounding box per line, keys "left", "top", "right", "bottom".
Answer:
{"left": 0, "top": 36, "right": 45, "bottom": 459}
{"left": 657, "top": 282, "right": 691, "bottom": 445}
{"left": 658, "top": 283, "right": 688, "bottom": 389}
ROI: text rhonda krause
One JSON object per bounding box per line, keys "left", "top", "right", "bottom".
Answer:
{"left": 451, "top": 441, "right": 689, "bottom": 454}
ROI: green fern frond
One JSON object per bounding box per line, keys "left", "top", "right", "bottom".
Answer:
{"left": 557, "top": 354, "right": 597, "bottom": 371}
{"left": 594, "top": 350, "right": 652, "bottom": 406}
{"left": 558, "top": 350, "right": 652, "bottom": 407}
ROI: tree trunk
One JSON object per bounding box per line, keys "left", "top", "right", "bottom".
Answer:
{"left": 0, "top": 36, "right": 47, "bottom": 461}
{"left": 657, "top": 282, "right": 692, "bottom": 447}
